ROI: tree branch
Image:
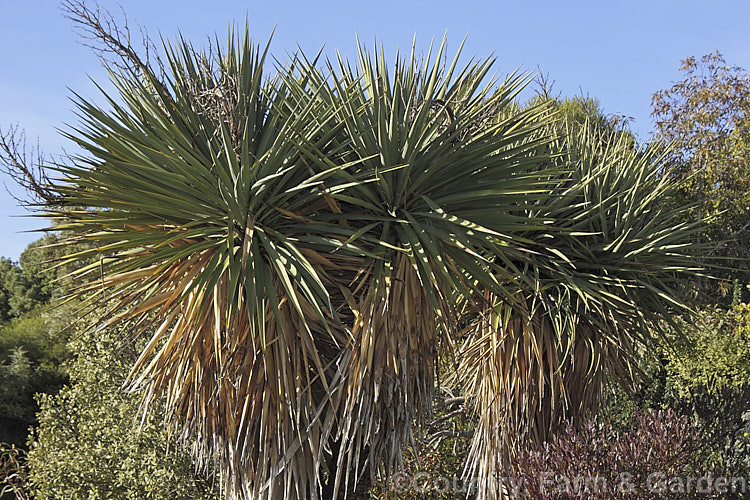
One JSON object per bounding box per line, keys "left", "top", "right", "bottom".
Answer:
{"left": 0, "top": 125, "right": 61, "bottom": 207}
{"left": 61, "top": 0, "right": 172, "bottom": 105}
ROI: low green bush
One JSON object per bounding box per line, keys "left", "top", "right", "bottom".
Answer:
{"left": 1, "top": 443, "right": 29, "bottom": 500}
{"left": 0, "top": 308, "right": 69, "bottom": 447}
{"left": 27, "top": 324, "right": 220, "bottom": 499}
{"left": 663, "top": 304, "right": 750, "bottom": 395}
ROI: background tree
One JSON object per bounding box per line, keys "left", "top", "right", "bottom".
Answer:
{"left": 0, "top": 233, "right": 69, "bottom": 324}
{"left": 652, "top": 52, "right": 750, "bottom": 301}
{"left": 18, "top": 234, "right": 65, "bottom": 303}
{"left": 0, "top": 234, "right": 73, "bottom": 448}
{"left": 0, "top": 310, "right": 69, "bottom": 448}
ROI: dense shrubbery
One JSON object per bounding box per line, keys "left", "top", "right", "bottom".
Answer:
{"left": 0, "top": 259, "right": 42, "bottom": 325}
{"left": 508, "top": 410, "right": 707, "bottom": 499}
{"left": 0, "top": 15, "right": 750, "bottom": 499}
{"left": 0, "top": 301, "right": 69, "bottom": 448}
{"left": 663, "top": 304, "right": 750, "bottom": 395}
{"left": 598, "top": 303, "right": 750, "bottom": 491}
{"left": 658, "top": 305, "right": 750, "bottom": 479}
{"left": 27, "top": 323, "right": 220, "bottom": 499}
{"left": 0, "top": 234, "right": 66, "bottom": 324}
{"left": 0, "top": 231, "right": 103, "bottom": 449}
{"left": 0, "top": 443, "right": 29, "bottom": 500}
{"left": 673, "top": 385, "right": 750, "bottom": 480}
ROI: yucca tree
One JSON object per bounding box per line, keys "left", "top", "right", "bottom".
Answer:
{"left": 41, "top": 24, "right": 706, "bottom": 499}
{"left": 50, "top": 31, "right": 367, "bottom": 499}
{"left": 458, "top": 122, "right": 706, "bottom": 499}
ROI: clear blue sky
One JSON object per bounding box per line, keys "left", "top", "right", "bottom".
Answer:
{"left": 1, "top": 0, "right": 748, "bottom": 260}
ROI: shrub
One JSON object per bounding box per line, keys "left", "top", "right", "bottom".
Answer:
{"left": 508, "top": 409, "right": 710, "bottom": 499}
{"left": 27, "top": 324, "right": 219, "bottom": 499}
{"left": 0, "top": 308, "right": 69, "bottom": 447}
{"left": 602, "top": 303, "right": 750, "bottom": 482}
{"left": 663, "top": 305, "right": 750, "bottom": 395}
{"left": 672, "top": 384, "right": 750, "bottom": 479}
{"left": 0, "top": 443, "right": 29, "bottom": 500}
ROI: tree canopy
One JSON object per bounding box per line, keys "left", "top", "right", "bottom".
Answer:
{"left": 33, "top": 25, "right": 707, "bottom": 499}
{"left": 652, "top": 52, "right": 750, "bottom": 300}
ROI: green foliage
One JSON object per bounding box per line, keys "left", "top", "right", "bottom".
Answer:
{"left": 652, "top": 52, "right": 750, "bottom": 301}
{"left": 0, "top": 307, "right": 69, "bottom": 447}
{"left": 18, "top": 234, "right": 62, "bottom": 303}
{"left": 556, "top": 96, "right": 634, "bottom": 139}
{"left": 0, "top": 349, "right": 32, "bottom": 423}
{"left": 672, "top": 385, "right": 750, "bottom": 479}
{"left": 0, "top": 443, "right": 30, "bottom": 500}
{"left": 663, "top": 304, "right": 750, "bottom": 394}
{"left": 524, "top": 93, "right": 637, "bottom": 151}
{"left": 0, "top": 234, "right": 71, "bottom": 322}
{"left": 0, "top": 232, "right": 98, "bottom": 448}
{"left": 0, "top": 232, "right": 213, "bottom": 497}
{"left": 27, "top": 324, "right": 220, "bottom": 499}
{"left": 658, "top": 305, "right": 750, "bottom": 477}
{"left": 0, "top": 308, "right": 68, "bottom": 368}
{"left": 0, "top": 258, "right": 36, "bottom": 323}
{"left": 0, "top": 233, "right": 71, "bottom": 447}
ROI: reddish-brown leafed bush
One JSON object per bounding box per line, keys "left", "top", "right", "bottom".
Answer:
{"left": 506, "top": 409, "right": 740, "bottom": 499}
